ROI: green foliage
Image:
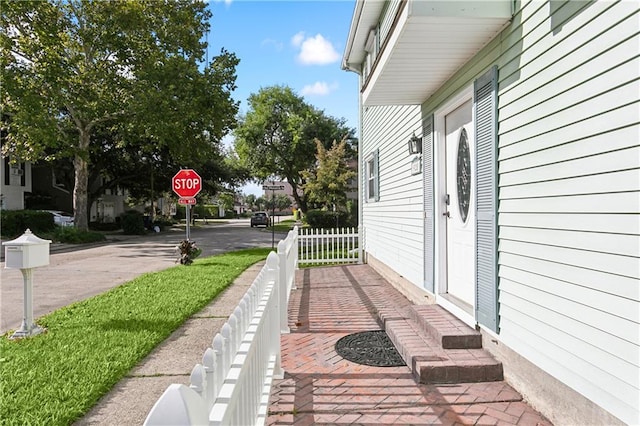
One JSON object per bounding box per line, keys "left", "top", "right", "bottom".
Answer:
{"left": 179, "top": 204, "right": 218, "bottom": 220}
{"left": 304, "top": 209, "right": 353, "bottom": 229}
{"left": 233, "top": 85, "right": 355, "bottom": 213}
{"left": 52, "top": 227, "right": 106, "bottom": 244}
{"left": 89, "top": 222, "right": 122, "bottom": 232}
{"left": 120, "top": 210, "right": 146, "bottom": 235}
{"left": 1, "top": 0, "right": 239, "bottom": 230}
{"left": 302, "top": 138, "right": 356, "bottom": 211}
{"left": 0, "top": 248, "right": 270, "bottom": 425}
{"left": 0, "top": 210, "right": 55, "bottom": 237}
{"left": 264, "top": 193, "right": 292, "bottom": 212}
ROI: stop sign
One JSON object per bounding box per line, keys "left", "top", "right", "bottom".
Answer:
{"left": 172, "top": 169, "right": 202, "bottom": 198}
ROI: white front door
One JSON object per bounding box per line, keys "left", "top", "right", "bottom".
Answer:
{"left": 444, "top": 99, "right": 475, "bottom": 310}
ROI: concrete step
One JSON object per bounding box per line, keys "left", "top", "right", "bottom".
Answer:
{"left": 380, "top": 308, "right": 503, "bottom": 384}
{"left": 409, "top": 304, "right": 483, "bottom": 349}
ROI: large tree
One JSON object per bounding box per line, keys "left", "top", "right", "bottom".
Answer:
{"left": 233, "top": 85, "right": 355, "bottom": 213}
{"left": 1, "top": 0, "right": 239, "bottom": 230}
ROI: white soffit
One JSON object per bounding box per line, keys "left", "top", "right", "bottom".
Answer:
{"left": 362, "top": 1, "right": 511, "bottom": 106}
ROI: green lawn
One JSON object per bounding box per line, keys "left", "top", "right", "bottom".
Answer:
{"left": 0, "top": 248, "right": 271, "bottom": 426}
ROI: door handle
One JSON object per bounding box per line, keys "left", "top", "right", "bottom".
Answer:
{"left": 443, "top": 211, "right": 450, "bottom": 218}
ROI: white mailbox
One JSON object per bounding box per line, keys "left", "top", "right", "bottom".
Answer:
{"left": 3, "top": 229, "right": 51, "bottom": 269}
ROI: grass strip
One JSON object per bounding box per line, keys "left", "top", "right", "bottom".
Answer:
{"left": 0, "top": 247, "right": 271, "bottom": 426}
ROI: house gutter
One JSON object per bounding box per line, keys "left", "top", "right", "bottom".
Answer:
{"left": 341, "top": 1, "right": 365, "bottom": 264}
{"left": 341, "top": 0, "right": 365, "bottom": 74}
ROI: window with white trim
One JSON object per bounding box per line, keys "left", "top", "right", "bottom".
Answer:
{"left": 366, "top": 150, "right": 379, "bottom": 202}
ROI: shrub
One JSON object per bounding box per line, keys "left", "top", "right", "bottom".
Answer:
{"left": 53, "top": 227, "right": 106, "bottom": 244}
{"left": 89, "top": 222, "right": 121, "bottom": 232}
{"left": 120, "top": 210, "right": 146, "bottom": 235}
{"left": 304, "top": 209, "right": 352, "bottom": 229}
{"left": 1, "top": 210, "right": 56, "bottom": 237}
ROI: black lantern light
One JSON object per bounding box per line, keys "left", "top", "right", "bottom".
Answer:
{"left": 408, "top": 133, "right": 422, "bottom": 155}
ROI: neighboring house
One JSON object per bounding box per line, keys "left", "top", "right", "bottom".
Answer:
{"left": 342, "top": 1, "right": 638, "bottom": 425}
{"left": 0, "top": 157, "right": 31, "bottom": 210}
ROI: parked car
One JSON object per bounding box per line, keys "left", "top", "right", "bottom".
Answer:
{"left": 45, "top": 210, "right": 74, "bottom": 227}
{"left": 250, "top": 211, "right": 270, "bottom": 227}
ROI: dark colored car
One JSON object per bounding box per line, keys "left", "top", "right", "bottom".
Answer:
{"left": 250, "top": 211, "right": 270, "bottom": 227}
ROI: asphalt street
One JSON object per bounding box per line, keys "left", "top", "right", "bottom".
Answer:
{"left": 0, "top": 218, "right": 286, "bottom": 334}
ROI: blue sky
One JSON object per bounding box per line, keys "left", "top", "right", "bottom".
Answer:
{"left": 206, "top": 0, "right": 359, "bottom": 196}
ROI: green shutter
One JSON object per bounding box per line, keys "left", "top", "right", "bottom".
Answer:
{"left": 423, "top": 115, "right": 434, "bottom": 293}
{"left": 474, "top": 66, "right": 499, "bottom": 332}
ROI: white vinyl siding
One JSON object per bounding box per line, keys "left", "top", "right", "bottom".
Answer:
{"left": 494, "top": 1, "right": 640, "bottom": 424}
{"left": 362, "top": 104, "right": 424, "bottom": 286}
{"left": 356, "top": 0, "right": 639, "bottom": 423}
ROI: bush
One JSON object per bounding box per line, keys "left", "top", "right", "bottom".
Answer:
{"left": 120, "top": 210, "right": 146, "bottom": 235}
{"left": 304, "top": 209, "right": 353, "bottom": 229}
{"left": 1, "top": 210, "right": 56, "bottom": 237}
{"left": 89, "top": 222, "right": 121, "bottom": 232}
{"left": 52, "top": 227, "right": 106, "bottom": 244}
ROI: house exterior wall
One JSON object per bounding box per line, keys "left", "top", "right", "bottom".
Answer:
{"left": 352, "top": 0, "right": 639, "bottom": 424}
{"left": 0, "top": 158, "right": 31, "bottom": 210}
{"left": 361, "top": 104, "right": 424, "bottom": 286}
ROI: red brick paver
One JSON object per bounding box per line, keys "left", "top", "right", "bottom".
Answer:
{"left": 267, "top": 265, "right": 551, "bottom": 425}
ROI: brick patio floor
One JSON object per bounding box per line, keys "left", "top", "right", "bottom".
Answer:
{"left": 267, "top": 264, "right": 552, "bottom": 425}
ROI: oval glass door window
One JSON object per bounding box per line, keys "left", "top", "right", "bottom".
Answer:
{"left": 456, "top": 128, "right": 471, "bottom": 223}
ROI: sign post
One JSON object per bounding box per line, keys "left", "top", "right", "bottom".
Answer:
{"left": 262, "top": 184, "right": 285, "bottom": 249}
{"left": 172, "top": 169, "right": 202, "bottom": 240}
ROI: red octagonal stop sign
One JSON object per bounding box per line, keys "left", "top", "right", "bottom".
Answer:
{"left": 172, "top": 169, "right": 202, "bottom": 198}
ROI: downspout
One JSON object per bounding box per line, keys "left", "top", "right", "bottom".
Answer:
{"left": 342, "top": 0, "right": 365, "bottom": 264}
{"left": 341, "top": 62, "right": 363, "bottom": 264}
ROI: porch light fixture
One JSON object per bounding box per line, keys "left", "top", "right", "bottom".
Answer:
{"left": 408, "top": 133, "right": 422, "bottom": 155}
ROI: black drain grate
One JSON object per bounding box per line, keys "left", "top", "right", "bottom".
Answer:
{"left": 335, "top": 330, "right": 406, "bottom": 367}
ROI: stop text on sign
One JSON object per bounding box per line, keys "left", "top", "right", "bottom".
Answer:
{"left": 172, "top": 169, "right": 202, "bottom": 198}
{"left": 174, "top": 178, "right": 200, "bottom": 190}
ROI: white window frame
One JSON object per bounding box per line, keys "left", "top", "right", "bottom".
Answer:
{"left": 365, "top": 150, "right": 378, "bottom": 202}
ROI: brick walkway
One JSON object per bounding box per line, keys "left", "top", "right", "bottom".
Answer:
{"left": 267, "top": 265, "right": 551, "bottom": 425}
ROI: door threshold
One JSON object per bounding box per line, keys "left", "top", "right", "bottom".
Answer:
{"left": 437, "top": 294, "right": 475, "bottom": 328}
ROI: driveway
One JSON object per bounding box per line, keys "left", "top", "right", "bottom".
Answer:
{"left": 0, "top": 219, "right": 286, "bottom": 334}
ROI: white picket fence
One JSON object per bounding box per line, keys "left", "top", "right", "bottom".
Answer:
{"left": 144, "top": 228, "right": 298, "bottom": 426}
{"left": 297, "top": 227, "right": 359, "bottom": 266}
{"left": 144, "top": 226, "right": 357, "bottom": 426}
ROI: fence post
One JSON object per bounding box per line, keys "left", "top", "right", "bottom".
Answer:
{"left": 266, "top": 252, "right": 283, "bottom": 379}
{"left": 277, "top": 240, "right": 290, "bottom": 334}
{"left": 293, "top": 226, "right": 299, "bottom": 272}
{"left": 202, "top": 348, "right": 216, "bottom": 410}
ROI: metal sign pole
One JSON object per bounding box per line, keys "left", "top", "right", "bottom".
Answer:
{"left": 271, "top": 188, "right": 275, "bottom": 249}
{"left": 186, "top": 204, "right": 191, "bottom": 241}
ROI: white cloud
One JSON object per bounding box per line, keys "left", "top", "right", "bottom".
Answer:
{"left": 300, "top": 81, "right": 339, "bottom": 96}
{"left": 290, "top": 31, "right": 305, "bottom": 48}
{"left": 294, "top": 33, "right": 340, "bottom": 65}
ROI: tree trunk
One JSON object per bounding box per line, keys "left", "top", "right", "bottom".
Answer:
{"left": 73, "top": 130, "right": 91, "bottom": 231}
{"left": 289, "top": 181, "right": 307, "bottom": 214}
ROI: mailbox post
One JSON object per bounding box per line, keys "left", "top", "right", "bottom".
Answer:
{"left": 3, "top": 229, "right": 51, "bottom": 339}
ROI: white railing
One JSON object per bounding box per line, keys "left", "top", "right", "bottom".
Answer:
{"left": 297, "top": 227, "right": 359, "bottom": 266}
{"left": 278, "top": 227, "right": 297, "bottom": 333}
{"left": 144, "top": 226, "right": 354, "bottom": 426}
{"left": 144, "top": 228, "right": 299, "bottom": 426}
